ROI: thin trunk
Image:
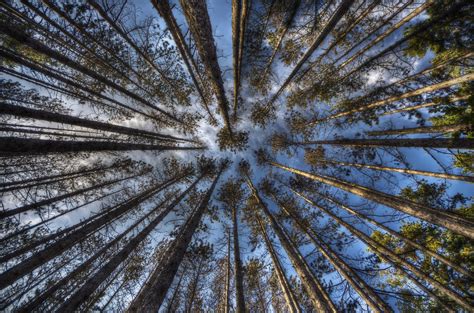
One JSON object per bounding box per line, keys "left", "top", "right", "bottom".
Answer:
{"left": 166, "top": 268, "right": 186, "bottom": 313}
{"left": 244, "top": 175, "right": 335, "bottom": 312}
{"left": 270, "top": 193, "right": 391, "bottom": 313}
{"left": 0, "top": 137, "right": 204, "bottom": 157}
{"left": 152, "top": 0, "right": 217, "bottom": 124}
{"left": 185, "top": 260, "right": 203, "bottom": 312}
{"left": 290, "top": 137, "right": 474, "bottom": 150}
{"left": 291, "top": 189, "right": 467, "bottom": 312}
{"left": 56, "top": 174, "right": 204, "bottom": 312}
{"left": 232, "top": 206, "right": 246, "bottom": 313}
{"left": 367, "top": 124, "right": 471, "bottom": 137}
{"left": 314, "top": 73, "right": 474, "bottom": 124}
{"left": 224, "top": 232, "right": 231, "bottom": 313}
{"left": 381, "top": 95, "right": 469, "bottom": 116}
{"left": 127, "top": 166, "right": 224, "bottom": 312}
{"left": 315, "top": 192, "right": 473, "bottom": 279}
{"left": 232, "top": 0, "right": 241, "bottom": 121}
{"left": 180, "top": 0, "right": 233, "bottom": 135}
{"left": 256, "top": 215, "right": 300, "bottom": 313}
{"left": 0, "top": 102, "right": 194, "bottom": 143}
{"left": 270, "top": 161, "right": 474, "bottom": 240}
{"left": 0, "top": 176, "right": 183, "bottom": 289}
{"left": 268, "top": 0, "right": 354, "bottom": 105}
{"left": 317, "top": 158, "right": 474, "bottom": 183}
{"left": 0, "top": 20, "right": 181, "bottom": 124}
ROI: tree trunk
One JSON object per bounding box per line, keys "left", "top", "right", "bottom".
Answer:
{"left": 268, "top": 0, "right": 354, "bottom": 105}
{"left": 270, "top": 193, "right": 391, "bottom": 313}
{"left": 56, "top": 174, "right": 204, "bottom": 312}
{"left": 152, "top": 0, "right": 217, "bottom": 124}
{"left": 367, "top": 124, "right": 471, "bottom": 137}
{"left": 0, "top": 175, "right": 184, "bottom": 289}
{"left": 127, "top": 166, "right": 224, "bottom": 312}
{"left": 315, "top": 73, "right": 474, "bottom": 123}
{"left": 291, "top": 189, "right": 468, "bottom": 312}
{"left": 244, "top": 175, "right": 335, "bottom": 312}
{"left": 270, "top": 161, "right": 474, "bottom": 240}
{"left": 232, "top": 205, "right": 246, "bottom": 312}
{"left": 381, "top": 95, "right": 469, "bottom": 116}
{"left": 0, "top": 137, "right": 204, "bottom": 156}
{"left": 179, "top": 0, "right": 233, "bottom": 135}
{"left": 317, "top": 158, "right": 474, "bottom": 183}
{"left": 256, "top": 215, "right": 301, "bottom": 313}
{"left": 224, "top": 232, "right": 231, "bottom": 313}
{"left": 0, "top": 102, "right": 194, "bottom": 143}
{"left": 291, "top": 137, "right": 474, "bottom": 150}
{"left": 232, "top": 0, "right": 241, "bottom": 121}
{"left": 166, "top": 267, "right": 186, "bottom": 313}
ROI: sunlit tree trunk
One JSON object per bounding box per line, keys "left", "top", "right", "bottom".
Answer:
{"left": 316, "top": 158, "right": 474, "bottom": 183}
{"left": 232, "top": 205, "right": 246, "bottom": 312}
{"left": 224, "top": 232, "right": 231, "bottom": 313}
{"left": 232, "top": 0, "right": 241, "bottom": 120}
{"left": 256, "top": 215, "right": 301, "bottom": 313}
{"left": 127, "top": 166, "right": 224, "bottom": 312}
{"left": 381, "top": 95, "right": 469, "bottom": 116}
{"left": 269, "top": 161, "right": 474, "bottom": 240}
{"left": 367, "top": 124, "right": 471, "bottom": 136}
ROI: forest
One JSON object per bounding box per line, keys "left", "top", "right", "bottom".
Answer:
{"left": 0, "top": 0, "right": 473, "bottom": 312}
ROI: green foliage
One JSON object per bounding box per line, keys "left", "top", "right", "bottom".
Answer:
{"left": 216, "top": 128, "right": 249, "bottom": 152}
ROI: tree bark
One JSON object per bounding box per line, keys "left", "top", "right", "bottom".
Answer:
{"left": 232, "top": 205, "right": 246, "bottom": 312}
{"left": 179, "top": 0, "right": 233, "bottom": 135}
{"left": 224, "top": 232, "right": 231, "bottom": 313}
{"left": 0, "top": 137, "right": 204, "bottom": 156}
{"left": 367, "top": 124, "right": 471, "bottom": 137}
{"left": 381, "top": 95, "right": 469, "bottom": 116}
{"left": 232, "top": 0, "right": 241, "bottom": 121}
{"left": 290, "top": 137, "right": 474, "bottom": 150}
{"left": 270, "top": 161, "right": 474, "bottom": 240}
{"left": 127, "top": 166, "right": 224, "bottom": 312}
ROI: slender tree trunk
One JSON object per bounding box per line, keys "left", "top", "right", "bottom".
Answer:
{"left": 315, "top": 191, "right": 473, "bottom": 279}
{"left": 224, "top": 232, "right": 231, "bottom": 313}
{"left": 185, "top": 260, "right": 203, "bottom": 312}
{"left": 0, "top": 20, "right": 181, "bottom": 124}
{"left": 56, "top": 174, "right": 204, "bottom": 312}
{"left": 244, "top": 175, "right": 335, "bottom": 312}
{"left": 232, "top": 0, "right": 241, "bottom": 121}
{"left": 269, "top": 161, "right": 474, "bottom": 240}
{"left": 317, "top": 158, "right": 474, "bottom": 183}
{"left": 314, "top": 73, "right": 474, "bottom": 124}
{"left": 268, "top": 0, "right": 354, "bottom": 105}
{"left": 152, "top": 0, "right": 217, "bottom": 124}
{"left": 381, "top": 95, "right": 469, "bottom": 116}
{"left": 232, "top": 205, "right": 246, "bottom": 312}
{"left": 291, "top": 189, "right": 468, "bottom": 312}
{"left": 0, "top": 102, "right": 194, "bottom": 143}
{"left": 0, "top": 175, "right": 183, "bottom": 289}
{"left": 270, "top": 193, "right": 391, "bottom": 312}
{"left": 166, "top": 267, "right": 186, "bottom": 313}
{"left": 0, "top": 137, "right": 204, "bottom": 156}
{"left": 289, "top": 137, "right": 474, "bottom": 150}
{"left": 179, "top": 0, "right": 233, "bottom": 135}
{"left": 256, "top": 215, "right": 301, "bottom": 313}
{"left": 367, "top": 124, "right": 471, "bottom": 137}
{"left": 127, "top": 166, "right": 224, "bottom": 312}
